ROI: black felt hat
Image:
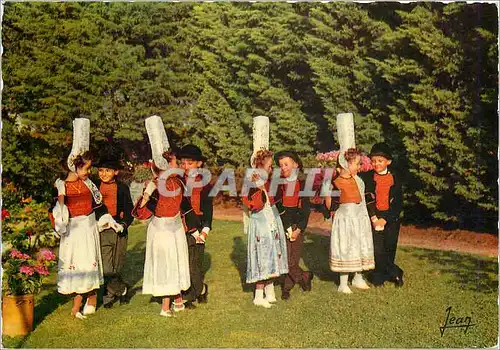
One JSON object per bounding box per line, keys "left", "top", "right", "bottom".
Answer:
{"left": 274, "top": 150, "right": 303, "bottom": 170}
{"left": 96, "top": 157, "right": 122, "bottom": 170}
{"left": 177, "top": 144, "right": 207, "bottom": 162}
{"left": 369, "top": 142, "right": 392, "bottom": 160}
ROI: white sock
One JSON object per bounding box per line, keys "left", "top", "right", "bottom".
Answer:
{"left": 254, "top": 288, "right": 272, "bottom": 308}
{"left": 254, "top": 288, "right": 264, "bottom": 300}
{"left": 352, "top": 273, "right": 370, "bottom": 289}
{"left": 264, "top": 283, "right": 277, "bottom": 303}
{"left": 83, "top": 303, "right": 95, "bottom": 315}
{"left": 338, "top": 274, "right": 352, "bottom": 294}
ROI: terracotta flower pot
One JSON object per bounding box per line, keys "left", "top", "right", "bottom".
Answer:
{"left": 2, "top": 294, "right": 34, "bottom": 336}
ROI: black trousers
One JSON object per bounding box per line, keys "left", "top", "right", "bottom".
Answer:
{"left": 100, "top": 228, "right": 128, "bottom": 305}
{"left": 182, "top": 235, "right": 205, "bottom": 302}
{"left": 282, "top": 234, "right": 309, "bottom": 293}
{"left": 371, "top": 219, "right": 403, "bottom": 284}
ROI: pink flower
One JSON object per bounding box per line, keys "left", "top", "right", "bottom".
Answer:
{"left": 34, "top": 265, "right": 50, "bottom": 276}
{"left": 9, "top": 250, "right": 21, "bottom": 259}
{"left": 39, "top": 248, "right": 56, "bottom": 262}
{"left": 10, "top": 250, "right": 31, "bottom": 260}
{"left": 20, "top": 265, "right": 35, "bottom": 276}
{"left": 316, "top": 151, "right": 372, "bottom": 173}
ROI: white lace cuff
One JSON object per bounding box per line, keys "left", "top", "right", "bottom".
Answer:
{"left": 53, "top": 201, "right": 69, "bottom": 235}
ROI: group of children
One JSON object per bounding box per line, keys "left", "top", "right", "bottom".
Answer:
{"left": 49, "top": 115, "right": 404, "bottom": 318}
{"left": 49, "top": 117, "right": 212, "bottom": 318}
{"left": 242, "top": 143, "right": 403, "bottom": 307}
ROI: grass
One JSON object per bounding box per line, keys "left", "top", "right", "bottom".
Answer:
{"left": 2, "top": 220, "right": 498, "bottom": 348}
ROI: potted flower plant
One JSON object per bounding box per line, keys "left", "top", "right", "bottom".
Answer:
{"left": 2, "top": 194, "right": 58, "bottom": 337}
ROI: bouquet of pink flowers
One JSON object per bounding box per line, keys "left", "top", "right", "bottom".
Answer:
{"left": 311, "top": 150, "right": 373, "bottom": 205}
{"left": 316, "top": 151, "right": 373, "bottom": 172}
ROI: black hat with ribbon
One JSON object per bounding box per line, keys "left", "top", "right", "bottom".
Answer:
{"left": 369, "top": 142, "right": 392, "bottom": 160}
{"left": 178, "top": 144, "right": 207, "bottom": 162}
{"left": 274, "top": 150, "right": 303, "bottom": 170}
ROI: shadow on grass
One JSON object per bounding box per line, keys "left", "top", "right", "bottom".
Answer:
{"left": 33, "top": 285, "right": 71, "bottom": 329}
{"left": 302, "top": 233, "right": 339, "bottom": 284}
{"left": 230, "top": 236, "right": 253, "bottom": 293}
{"left": 123, "top": 237, "right": 214, "bottom": 304}
{"left": 406, "top": 247, "right": 498, "bottom": 294}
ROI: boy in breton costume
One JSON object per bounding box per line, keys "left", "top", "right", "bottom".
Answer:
{"left": 360, "top": 143, "right": 404, "bottom": 287}
{"left": 178, "top": 144, "right": 213, "bottom": 308}
{"left": 274, "top": 150, "right": 313, "bottom": 300}
{"left": 94, "top": 150, "right": 134, "bottom": 307}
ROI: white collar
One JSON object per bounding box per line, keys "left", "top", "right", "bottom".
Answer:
{"left": 376, "top": 168, "right": 389, "bottom": 175}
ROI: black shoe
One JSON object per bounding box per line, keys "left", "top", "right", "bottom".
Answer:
{"left": 184, "top": 301, "right": 197, "bottom": 309}
{"left": 393, "top": 275, "right": 404, "bottom": 288}
{"left": 281, "top": 291, "right": 290, "bottom": 300}
{"left": 120, "top": 295, "right": 131, "bottom": 305}
{"left": 197, "top": 284, "right": 208, "bottom": 303}
{"left": 372, "top": 281, "right": 384, "bottom": 288}
{"left": 103, "top": 302, "right": 114, "bottom": 309}
{"left": 299, "top": 272, "right": 314, "bottom": 292}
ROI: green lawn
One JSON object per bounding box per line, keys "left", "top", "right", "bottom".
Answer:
{"left": 3, "top": 220, "right": 498, "bottom": 348}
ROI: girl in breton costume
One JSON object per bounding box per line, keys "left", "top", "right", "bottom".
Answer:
{"left": 132, "top": 115, "right": 191, "bottom": 317}
{"left": 50, "top": 118, "right": 123, "bottom": 319}
{"left": 242, "top": 116, "right": 288, "bottom": 308}
{"left": 324, "top": 113, "right": 374, "bottom": 294}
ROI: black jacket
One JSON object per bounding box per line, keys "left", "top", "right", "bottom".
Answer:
{"left": 275, "top": 179, "right": 311, "bottom": 232}
{"left": 360, "top": 169, "right": 403, "bottom": 223}
{"left": 182, "top": 178, "right": 214, "bottom": 232}
{"left": 95, "top": 180, "right": 134, "bottom": 236}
